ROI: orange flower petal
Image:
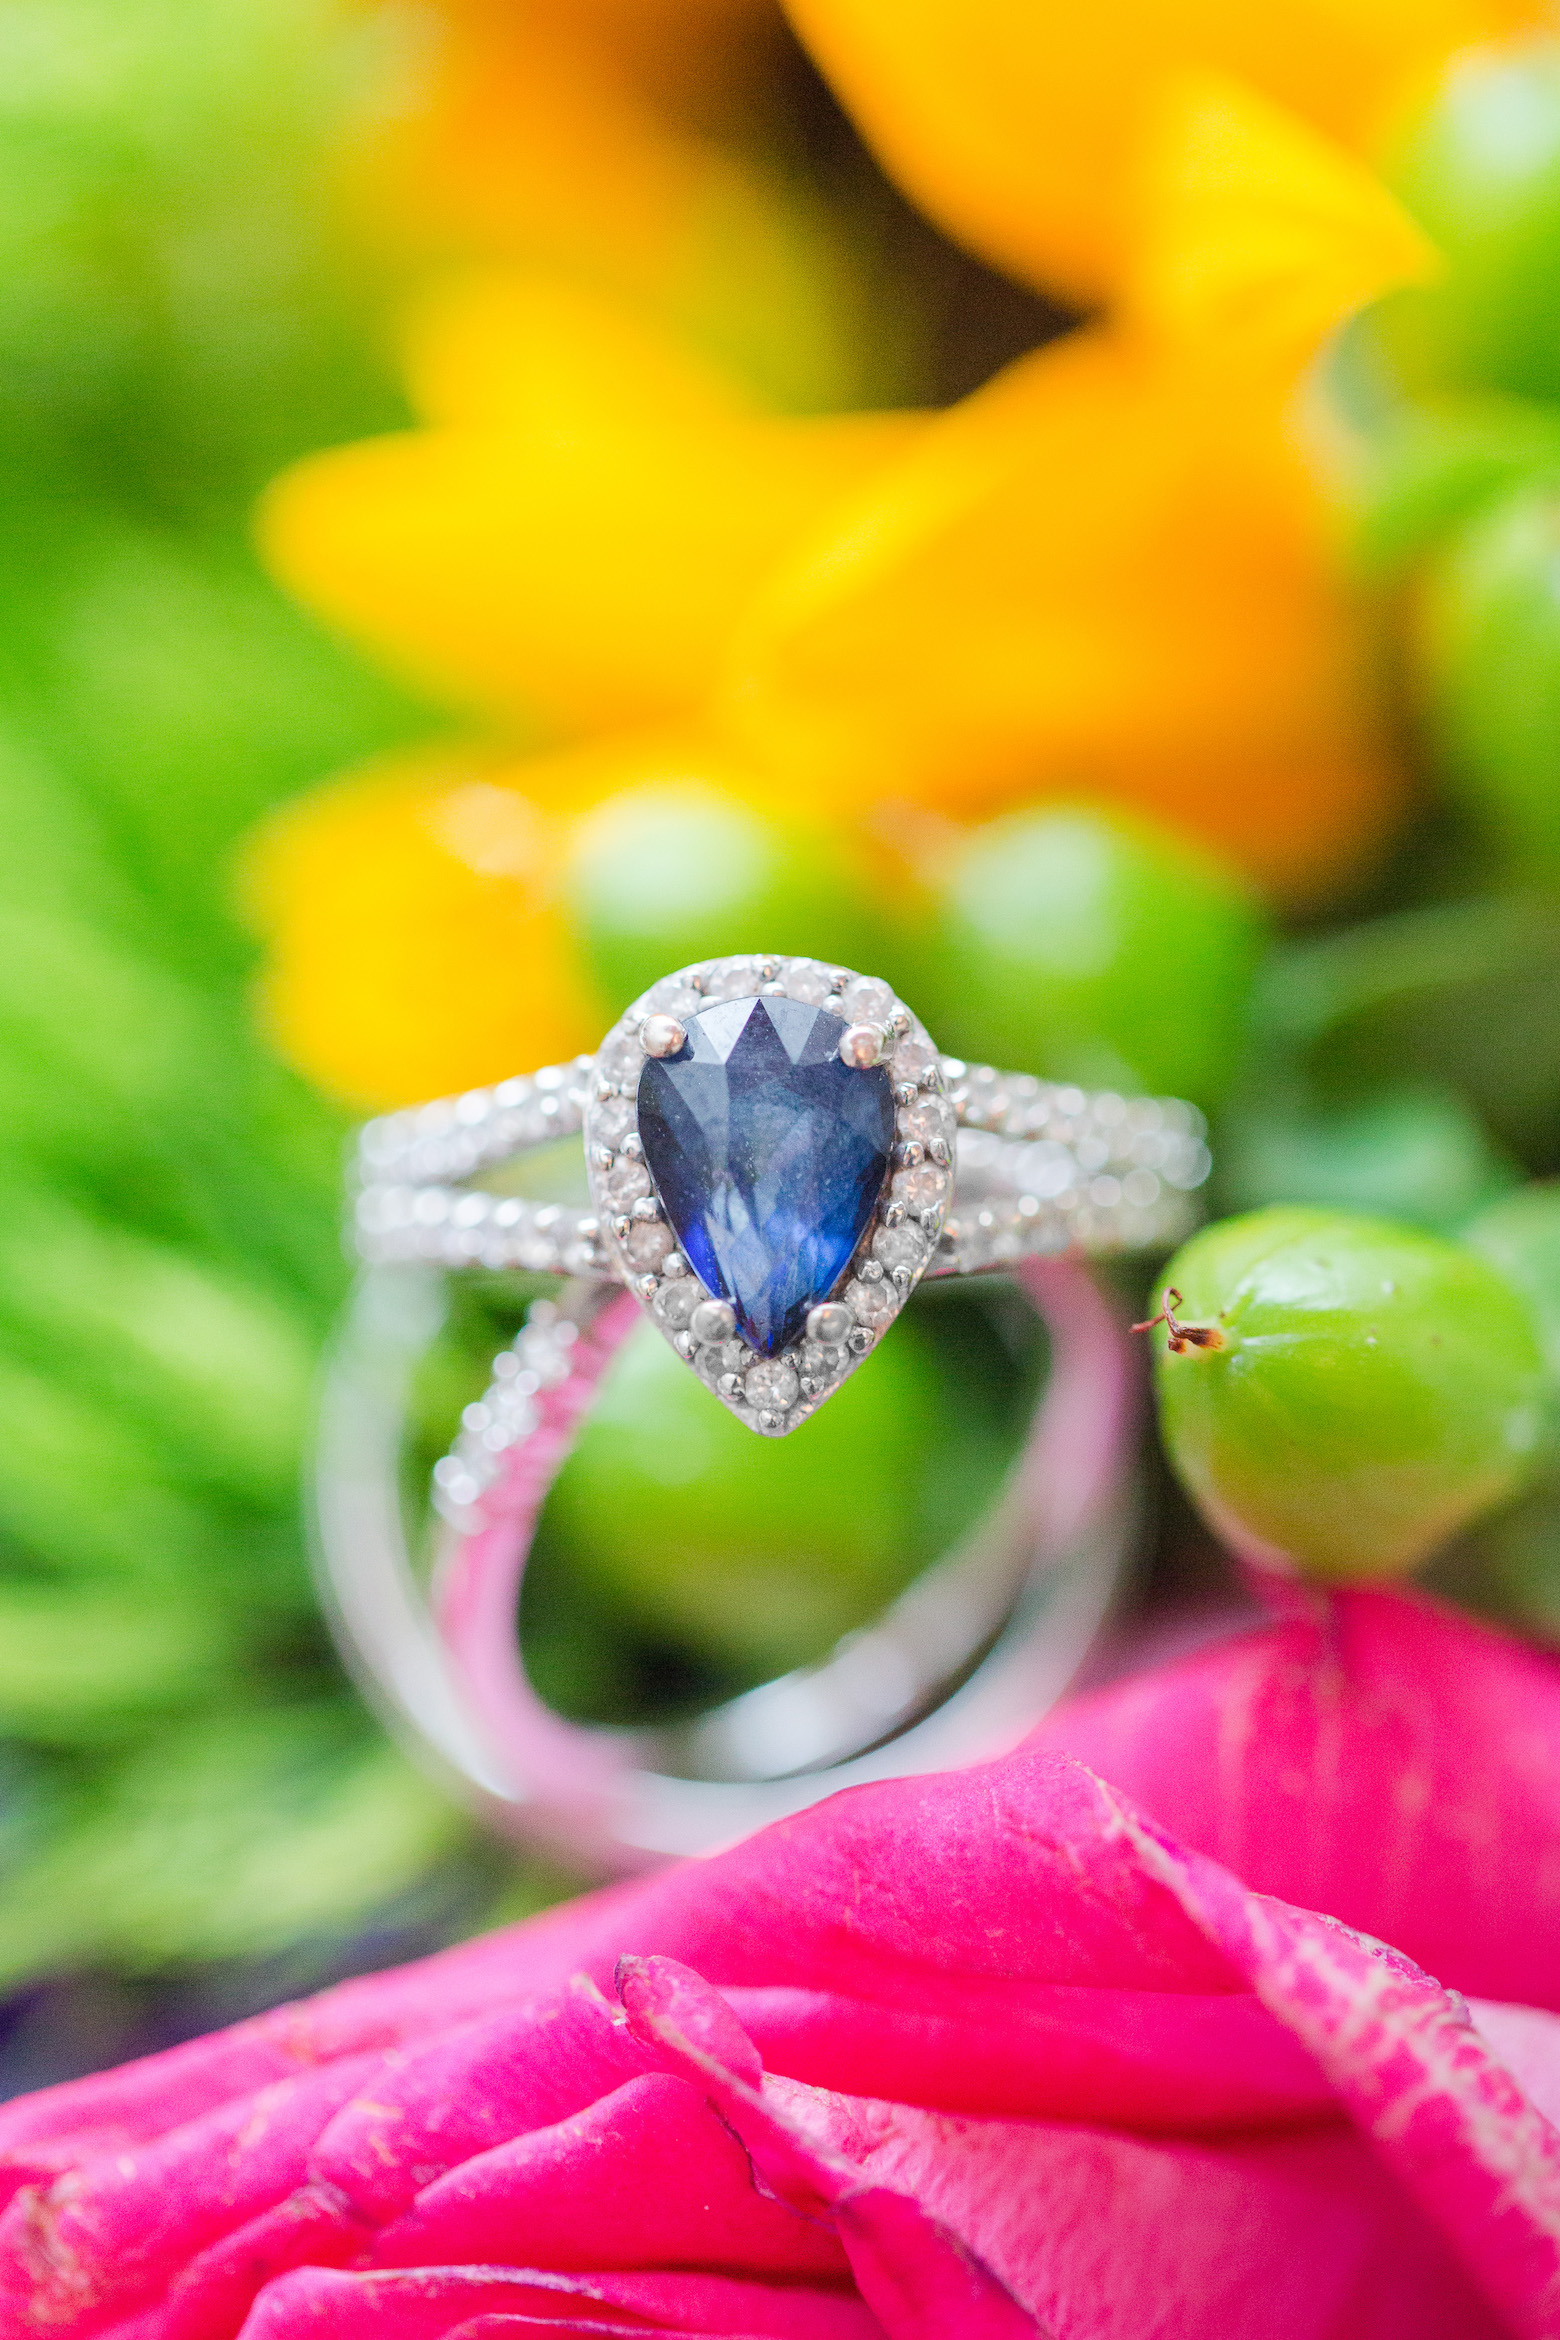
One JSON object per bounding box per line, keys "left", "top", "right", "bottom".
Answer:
{"left": 781, "top": 0, "right": 1540, "bottom": 304}
{"left": 720, "top": 327, "right": 1406, "bottom": 896}
{"left": 256, "top": 276, "right": 924, "bottom": 734}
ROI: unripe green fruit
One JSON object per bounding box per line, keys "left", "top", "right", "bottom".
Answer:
{"left": 1374, "top": 42, "right": 1560, "bottom": 401}
{"left": 1412, "top": 483, "right": 1560, "bottom": 874}
{"left": 564, "top": 782, "right": 882, "bottom": 1013}
{"left": 915, "top": 805, "right": 1263, "bottom": 1105}
{"left": 1151, "top": 1207, "right": 1546, "bottom": 1581}
{"left": 537, "top": 1295, "right": 1024, "bottom": 1683}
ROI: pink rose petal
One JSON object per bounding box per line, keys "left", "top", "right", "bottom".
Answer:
{"left": 307, "top": 1979, "right": 656, "bottom": 2227}
{"left": 1102, "top": 1778, "right": 1560, "bottom": 2338}
{"left": 720, "top": 1980, "right": 1334, "bottom": 2129}
{"left": 239, "top": 2266, "right": 883, "bottom": 2339}
{"left": 1032, "top": 1585, "right": 1560, "bottom": 2005}
{"left": 0, "top": 2048, "right": 387, "bottom": 2336}
{"left": 364, "top": 2072, "right": 847, "bottom": 2280}
{"left": 616, "top": 1956, "right": 1042, "bottom": 2338}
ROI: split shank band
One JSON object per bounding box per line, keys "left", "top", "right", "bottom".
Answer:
{"left": 317, "top": 955, "right": 1210, "bottom": 1867}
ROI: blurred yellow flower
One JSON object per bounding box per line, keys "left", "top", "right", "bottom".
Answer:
{"left": 720, "top": 77, "right": 1437, "bottom": 891}
{"left": 251, "top": 33, "right": 1446, "bottom": 1100}
{"left": 780, "top": 0, "right": 1541, "bottom": 307}
{"left": 257, "top": 275, "right": 924, "bottom": 734}
{"left": 242, "top": 743, "right": 596, "bottom": 1107}
{"left": 348, "top": 0, "right": 877, "bottom": 409}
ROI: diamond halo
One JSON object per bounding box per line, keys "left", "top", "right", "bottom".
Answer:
{"left": 583, "top": 955, "right": 956, "bottom": 1438}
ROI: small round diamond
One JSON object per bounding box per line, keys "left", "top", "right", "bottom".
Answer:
{"left": 846, "top": 1276, "right": 894, "bottom": 1328}
{"left": 899, "top": 1096, "right": 955, "bottom": 1146}
{"left": 841, "top": 976, "right": 894, "bottom": 1023}
{"left": 606, "top": 1160, "right": 651, "bottom": 1205}
{"left": 704, "top": 960, "right": 762, "bottom": 1001}
{"left": 597, "top": 1029, "right": 645, "bottom": 1081}
{"left": 589, "top": 1096, "right": 634, "bottom": 1147}
{"left": 653, "top": 1279, "right": 700, "bottom": 1328}
{"left": 698, "top": 1338, "right": 749, "bottom": 1384}
{"left": 893, "top": 1161, "right": 949, "bottom": 1212}
{"left": 624, "top": 1219, "right": 675, "bottom": 1269}
{"left": 892, "top": 1035, "right": 938, "bottom": 1083}
{"left": 745, "top": 1359, "right": 800, "bottom": 1410}
{"left": 784, "top": 962, "right": 836, "bottom": 1004}
{"left": 873, "top": 1224, "right": 926, "bottom": 1273}
{"left": 646, "top": 978, "right": 701, "bottom": 1017}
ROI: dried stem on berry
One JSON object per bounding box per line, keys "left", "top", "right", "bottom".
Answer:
{"left": 1131, "top": 1287, "right": 1224, "bottom": 1353}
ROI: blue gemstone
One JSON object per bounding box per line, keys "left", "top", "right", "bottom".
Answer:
{"left": 637, "top": 995, "right": 895, "bottom": 1356}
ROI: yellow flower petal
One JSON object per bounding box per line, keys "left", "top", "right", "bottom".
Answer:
{"left": 1123, "top": 73, "right": 1439, "bottom": 369}
{"left": 256, "top": 276, "right": 924, "bottom": 734}
{"left": 240, "top": 743, "right": 600, "bottom": 1109}
{"left": 720, "top": 327, "right": 1405, "bottom": 896}
{"left": 346, "top": 0, "right": 875, "bottom": 411}
{"left": 782, "top": 0, "right": 1541, "bottom": 304}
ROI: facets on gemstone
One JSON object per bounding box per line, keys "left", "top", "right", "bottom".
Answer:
{"left": 873, "top": 1224, "right": 926, "bottom": 1273}
{"left": 745, "top": 1358, "right": 800, "bottom": 1410}
{"left": 841, "top": 976, "right": 895, "bottom": 1024}
{"left": 899, "top": 1096, "right": 955, "bottom": 1146}
{"left": 892, "top": 1035, "right": 939, "bottom": 1083}
{"left": 637, "top": 994, "right": 895, "bottom": 1356}
{"left": 846, "top": 1276, "right": 895, "bottom": 1328}
{"left": 625, "top": 1219, "right": 675, "bottom": 1269}
{"left": 698, "top": 1338, "right": 750, "bottom": 1385}
{"left": 653, "top": 1279, "right": 701, "bottom": 1328}
{"left": 893, "top": 1161, "right": 949, "bottom": 1212}
{"left": 606, "top": 1160, "right": 652, "bottom": 1205}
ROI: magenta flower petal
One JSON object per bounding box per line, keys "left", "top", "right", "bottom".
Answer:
{"left": 719, "top": 1980, "right": 1335, "bottom": 2128}
{"left": 364, "top": 2071, "right": 848, "bottom": 2279}
{"left": 0, "top": 2048, "right": 388, "bottom": 2336}
{"left": 238, "top": 2266, "right": 885, "bottom": 2338}
{"left": 1105, "top": 1789, "right": 1560, "bottom": 2338}
{"left": 161, "top": 2178, "right": 371, "bottom": 2340}
{"left": 1031, "top": 1585, "right": 1560, "bottom": 2004}
{"left": 616, "top": 1955, "right": 1042, "bottom": 2337}
{"left": 306, "top": 1979, "right": 658, "bottom": 2228}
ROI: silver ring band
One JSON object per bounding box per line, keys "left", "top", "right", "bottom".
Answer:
{"left": 352, "top": 1056, "right": 1208, "bottom": 1281}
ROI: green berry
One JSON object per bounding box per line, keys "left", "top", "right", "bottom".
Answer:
{"left": 1373, "top": 42, "right": 1560, "bottom": 400}
{"left": 537, "top": 1296, "right": 1025, "bottom": 1681}
{"left": 1150, "top": 1206, "right": 1546, "bottom": 1580}
{"left": 1412, "top": 482, "right": 1560, "bottom": 874}
{"left": 563, "top": 781, "right": 882, "bottom": 1011}
{"left": 913, "top": 805, "right": 1263, "bottom": 1105}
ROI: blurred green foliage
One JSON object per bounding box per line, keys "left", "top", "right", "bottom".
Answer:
{"left": 0, "top": 0, "right": 535, "bottom": 2000}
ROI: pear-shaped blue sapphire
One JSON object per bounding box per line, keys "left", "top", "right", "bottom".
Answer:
{"left": 637, "top": 995, "right": 895, "bottom": 1356}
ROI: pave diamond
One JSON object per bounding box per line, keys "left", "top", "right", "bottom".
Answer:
{"left": 638, "top": 995, "right": 895, "bottom": 1356}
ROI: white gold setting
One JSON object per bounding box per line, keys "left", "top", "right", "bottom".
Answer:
{"left": 349, "top": 953, "right": 1211, "bottom": 1477}
{"left": 582, "top": 954, "right": 954, "bottom": 1441}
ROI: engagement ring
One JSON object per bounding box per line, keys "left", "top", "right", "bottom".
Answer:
{"left": 315, "top": 954, "right": 1210, "bottom": 1867}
